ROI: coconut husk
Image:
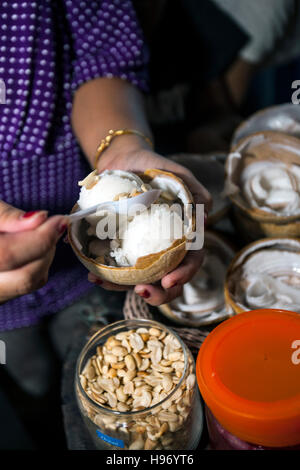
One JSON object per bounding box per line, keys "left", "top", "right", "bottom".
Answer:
{"left": 232, "top": 103, "right": 300, "bottom": 147}
{"left": 68, "top": 168, "right": 196, "bottom": 285}
{"left": 225, "top": 131, "right": 300, "bottom": 239}
{"left": 224, "top": 237, "right": 300, "bottom": 314}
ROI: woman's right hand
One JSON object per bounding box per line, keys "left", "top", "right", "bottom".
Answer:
{"left": 0, "top": 201, "right": 68, "bottom": 303}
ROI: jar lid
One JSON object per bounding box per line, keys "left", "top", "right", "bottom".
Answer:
{"left": 196, "top": 309, "right": 300, "bottom": 447}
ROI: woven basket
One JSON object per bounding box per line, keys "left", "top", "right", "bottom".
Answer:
{"left": 123, "top": 289, "right": 211, "bottom": 354}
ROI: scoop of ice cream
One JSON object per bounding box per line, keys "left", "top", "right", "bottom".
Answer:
{"left": 110, "top": 204, "right": 184, "bottom": 266}
{"left": 78, "top": 170, "right": 144, "bottom": 210}
{"left": 241, "top": 161, "right": 300, "bottom": 214}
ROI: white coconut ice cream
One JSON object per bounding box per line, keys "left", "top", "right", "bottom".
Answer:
{"left": 78, "top": 170, "right": 144, "bottom": 210}
{"left": 110, "top": 204, "right": 185, "bottom": 266}
{"left": 241, "top": 161, "right": 300, "bottom": 215}
{"left": 76, "top": 169, "right": 187, "bottom": 268}
{"left": 77, "top": 170, "right": 145, "bottom": 228}
{"left": 70, "top": 168, "right": 196, "bottom": 284}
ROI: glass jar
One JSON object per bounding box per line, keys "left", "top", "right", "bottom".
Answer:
{"left": 196, "top": 309, "right": 300, "bottom": 450}
{"left": 75, "top": 319, "right": 203, "bottom": 450}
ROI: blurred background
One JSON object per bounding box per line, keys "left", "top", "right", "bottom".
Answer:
{"left": 133, "top": 0, "right": 300, "bottom": 153}
{"left": 1, "top": 0, "right": 300, "bottom": 450}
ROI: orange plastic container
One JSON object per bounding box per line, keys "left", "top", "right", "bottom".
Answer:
{"left": 196, "top": 309, "right": 300, "bottom": 449}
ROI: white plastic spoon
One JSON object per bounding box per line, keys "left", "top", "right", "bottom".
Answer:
{"left": 68, "top": 189, "right": 161, "bottom": 223}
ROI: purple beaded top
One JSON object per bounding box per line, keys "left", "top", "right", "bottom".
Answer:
{"left": 0, "top": 0, "right": 148, "bottom": 331}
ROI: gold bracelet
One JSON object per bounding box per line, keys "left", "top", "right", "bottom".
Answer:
{"left": 94, "top": 128, "right": 154, "bottom": 169}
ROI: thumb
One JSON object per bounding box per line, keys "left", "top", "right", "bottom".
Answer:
{"left": 0, "top": 201, "right": 48, "bottom": 233}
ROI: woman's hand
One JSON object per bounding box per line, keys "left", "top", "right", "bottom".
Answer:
{"left": 0, "top": 201, "right": 68, "bottom": 303}
{"left": 88, "top": 142, "right": 212, "bottom": 307}
{"left": 72, "top": 77, "right": 211, "bottom": 305}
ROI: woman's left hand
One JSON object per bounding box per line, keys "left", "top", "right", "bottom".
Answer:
{"left": 88, "top": 146, "right": 212, "bottom": 306}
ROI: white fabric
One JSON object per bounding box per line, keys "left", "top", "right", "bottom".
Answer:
{"left": 211, "top": 0, "right": 300, "bottom": 64}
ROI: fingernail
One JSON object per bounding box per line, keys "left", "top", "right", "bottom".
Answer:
{"left": 57, "top": 223, "right": 68, "bottom": 235}
{"left": 169, "top": 282, "right": 178, "bottom": 288}
{"left": 137, "top": 290, "right": 150, "bottom": 299}
{"left": 22, "top": 210, "right": 47, "bottom": 219}
{"left": 88, "top": 275, "right": 103, "bottom": 285}
{"left": 89, "top": 278, "right": 103, "bottom": 286}
{"left": 204, "top": 211, "right": 208, "bottom": 227}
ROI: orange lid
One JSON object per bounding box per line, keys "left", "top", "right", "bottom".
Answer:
{"left": 196, "top": 309, "right": 300, "bottom": 447}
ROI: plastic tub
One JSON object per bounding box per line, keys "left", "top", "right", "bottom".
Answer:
{"left": 196, "top": 309, "right": 300, "bottom": 450}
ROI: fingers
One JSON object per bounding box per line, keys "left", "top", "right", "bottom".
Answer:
{"left": 160, "top": 249, "right": 204, "bottom": 290}
{"left": 0, "top": 247, "right": 56, "bottom": 302}
{"left": 98, "top": 149, "right": 212, "bottom": 217}
{"left": 0, "top": 201, "right": 48, "bottom": 233}
{"left": 0, "top": 215, "right": 68, "bottom": 271}
{"left": 154, "top": 157, "right": 213, "bottom": 214}
{"left": 90, "top": 150, "right": 210, "bottom": 308}
{"left": 134, "top": 283, "right": 183, "bottom": 307}
{"left": 166, "top": 161, "right": 213, "bottom": 213}
{"left": 88, "top": 273, "right": 131, "bottom": 291}
{"left": 134, "top": 249, "right": 204, "bottom": 306}
{"left": 141, "top": 154, "right": 212, "bottom": 211}
{"left": 87, "top": 249, "right": 205, "bottom": 304}
{"left": 178, "top": 170, "right": 213, "bottom": 213}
